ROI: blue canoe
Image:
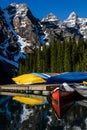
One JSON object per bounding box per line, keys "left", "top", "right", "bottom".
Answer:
{"left": 32, "top": 72, "right": 58, "bottom": 80}
{"left": 46, "top": 72, "right": 87, "bottom": 84}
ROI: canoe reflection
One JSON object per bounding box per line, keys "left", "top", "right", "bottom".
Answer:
{"left": 77, "top": 99, "right": 87, "bottom": 107}
{"left": 12, "top": 95, "right": 48, "bottom": 106}
{"left": 0, "top": 90, "right": 86, "bottom": 120}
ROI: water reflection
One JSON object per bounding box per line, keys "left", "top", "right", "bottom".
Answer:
{"left": 0, "top": 95, "right": 22, "bottom": 130}
{"left": 0, "top": 94, "right": 87, "bottom": 130}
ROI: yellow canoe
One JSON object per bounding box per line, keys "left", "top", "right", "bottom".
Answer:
{"left": 12, "top": 73, "right": 46, "bottom": 84}
{"left": 83, "top": 81, "right": 87, "bottom": 85}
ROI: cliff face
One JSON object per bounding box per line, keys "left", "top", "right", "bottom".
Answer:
{"left": 0, "top": 3, "right": 87, "bottom": 74}
{"left": 0, "top": 3, "right": 40, "bottom": 74}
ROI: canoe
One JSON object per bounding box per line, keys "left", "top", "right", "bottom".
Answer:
{"left": 72, "top": 83, "right": 87, "bottom": 98}
{"left": 12, "top": 72, "right": 58, "bottom": 85}
{"left": 77, "top": 99, "right": 87, "bottom": 107}
{"left": 47, "top": 72, "right": 87, "bottom": 84}
{"left": 51, "top": 84, "right": 85, "bottom": 119}
{"left": 12, "top": 73, "right": 46, "bottom": 84}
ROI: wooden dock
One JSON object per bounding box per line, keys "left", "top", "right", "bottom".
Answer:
{"left": 0, "top": 83, "right": 80, "bottom": 96}
{"left": 0, "top": 84, "right": 59, "bottom": 96}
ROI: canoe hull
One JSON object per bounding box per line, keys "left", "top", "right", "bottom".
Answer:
{"left": 51, "top": 87, "right": 85, "bottom": 118}
{"left": 75, "top": 88, "right": 87, "bottom": 98}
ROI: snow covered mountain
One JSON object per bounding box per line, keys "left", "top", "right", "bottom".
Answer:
{"left": 64, "top": 12, "right": 87, "bottom": 38}
{"left": 0, "top": 3, "right": 87, "bottom": 75}
{"left": 0, "top": 3, "right": 40, "bottom": 75}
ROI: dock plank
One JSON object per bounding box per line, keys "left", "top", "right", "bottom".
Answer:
{"left": 0, "top": 84, "right": 59, "bottom": 91}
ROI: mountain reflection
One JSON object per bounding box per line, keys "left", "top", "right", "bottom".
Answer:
{"left": 0, "top": 95, "right": 87, "bottom": 130}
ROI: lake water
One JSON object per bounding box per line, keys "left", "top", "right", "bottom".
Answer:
{"left": 0, "top": 95, "right": 87, "bottom": 130}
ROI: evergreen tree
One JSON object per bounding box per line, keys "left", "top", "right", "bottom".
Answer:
{"left": 36, "top": 46, "right": 42, "bottom": 72}
{"left": 56, "top": 40, "right": 63, "bottom": 72}
{"left": 50, "top": 40, "right": 57, "bottom": 72}
{"left": 83, "top": 49, "right": 87, "bottom": 71}
{"left": 71, "top": 41, "right": 77, "bottom": 71}
{"left": 64, "top": 41, "right": 71, "bottom": 72}
{"left": 42, "top": 45, "right": 50, "bottom": 72}
{"left": 76, "top": 39, "right": 85, "bottom": 71}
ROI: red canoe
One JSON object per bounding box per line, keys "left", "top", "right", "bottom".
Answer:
{"left": 51, "top": 86, "right": 85, "bottom": 119}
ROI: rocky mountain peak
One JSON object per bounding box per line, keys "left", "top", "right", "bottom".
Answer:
{"left": 64, "top": 12, "right": 78, "bottom": 28}
{"left": 67, "top": 12, "right": 78, "bottom": 20}
{"left": 42, "top": 13, "right": 59, "bottom": 22}
{"left": 9, "top": 3, "right": 28, "bottom": 10}
{"left": 11, "top": 3, "right": 28, "bottom": 17}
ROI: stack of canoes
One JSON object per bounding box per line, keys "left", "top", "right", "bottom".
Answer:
{"left": 12, "top": 72, "right": 87, "bottom": 85}
{"left": 12, "top": 72, "right": 58, "bottom": 85}
{"left": 46, "top": 72, "right": 87, "bottom": 84}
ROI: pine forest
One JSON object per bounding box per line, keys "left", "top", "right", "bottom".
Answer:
{"left": 18, "top": 39, "right": 87, "bottom": 75}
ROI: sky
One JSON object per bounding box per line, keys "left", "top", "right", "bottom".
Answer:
{"left": 0, "top": 0, "right": 87, "bottom": 21}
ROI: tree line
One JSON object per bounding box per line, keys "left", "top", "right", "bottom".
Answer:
{"left": 18, "top": 38, "right": 87, "bottom": 75}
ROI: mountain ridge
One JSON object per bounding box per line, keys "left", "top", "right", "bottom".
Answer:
{"left": 0, "top": 3, "right": 87, "bottom": 75}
